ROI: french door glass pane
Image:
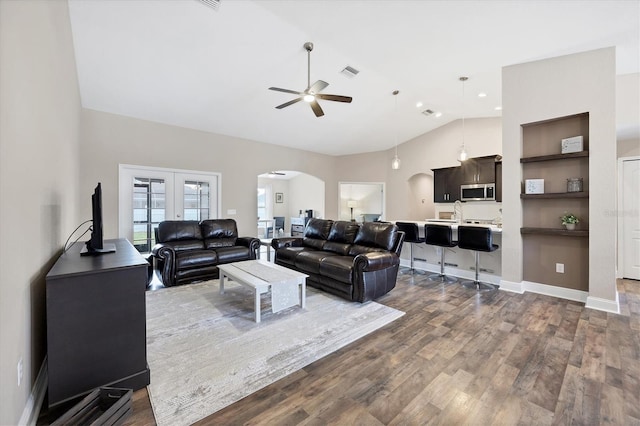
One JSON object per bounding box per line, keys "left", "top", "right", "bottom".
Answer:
{"left": 132, "top": 177, "right": 165, "bottom": 252}
{"left": 183, "top": 181, "right": 209, "bottom": 221}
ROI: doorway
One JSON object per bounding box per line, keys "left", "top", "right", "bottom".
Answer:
{"left": 620, "top": 157, "right": 640, "bottom": 280}
{"left": 339, "top": 182, "right": 385, "bottom": 222}
{"left": 119, "top": 164, "right": 221, "bottom": 252}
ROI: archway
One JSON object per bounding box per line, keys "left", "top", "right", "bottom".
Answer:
{"left": 408, "top": 173, "right": 435, "bottom": 220}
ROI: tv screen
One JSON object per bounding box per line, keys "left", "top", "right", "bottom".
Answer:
{"left": 81, "top": 182, "right": 116, "bottom": 256}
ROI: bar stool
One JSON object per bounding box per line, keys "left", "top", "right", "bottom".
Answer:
{"left": 424, "top": 224, "right": 458, "bottom": 283}
{"left": 457, "top": 226, "right": 499, "bottom": 291}
{"left": 395, "top": 222, "right": 425, "bottom": 274}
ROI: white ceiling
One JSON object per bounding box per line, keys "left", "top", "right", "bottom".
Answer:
{"left": 67, "top": 0, "right": 639, "bottom": 156}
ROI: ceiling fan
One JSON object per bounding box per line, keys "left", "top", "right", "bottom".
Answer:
{"left": 269, "top": 42, "right": 353, "bottom": 117}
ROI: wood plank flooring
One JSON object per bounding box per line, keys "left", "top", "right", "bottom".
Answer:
{"left": 123, "top": 277, "right": 640, "bottom": 425}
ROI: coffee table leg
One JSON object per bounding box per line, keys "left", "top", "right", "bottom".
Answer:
{"left": 220, "top": 273, "right": 225, "bottom": 294}
{"left": 254, "top": 289, "right": 261, "bottom": 323}
{"left": 301, "top": 278, "right": 306, "bottom": 309}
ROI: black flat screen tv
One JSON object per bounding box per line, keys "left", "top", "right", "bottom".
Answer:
{"left": 80, "top": 182, "right": 116, "bottom": 256}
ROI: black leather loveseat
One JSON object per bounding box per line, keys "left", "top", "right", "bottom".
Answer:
{"left": 152, "top": 219, "right": 260, "bottom": 287}
{"left": 271, "top": 218, "right": 404, "bottom": 303}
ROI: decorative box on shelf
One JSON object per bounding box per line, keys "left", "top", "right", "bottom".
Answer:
{"left": 525, "top": 179, "right": 545, "bottom": 194}
{"left": 561, "top": 136, "right": 583, "bottom": 154}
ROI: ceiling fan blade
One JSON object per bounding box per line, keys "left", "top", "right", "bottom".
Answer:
{"left": 269, "top": 87, "right": 304, "bottom": 96}
{"left": 316, "top": 94, "right": 353, "bottom": 103}
{"left": 275, "top": 98, "right": 303, "bottom": 109}
{"left": 308, "top": 80, "right": 329, "bottom": 94}
{"left": 310, "top": 100, "right": 324, "bottom": 117}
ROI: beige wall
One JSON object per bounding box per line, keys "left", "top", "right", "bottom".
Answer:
{"left": 502, "top": 48, "right": 617, "bottom": 306}
{"left": 617, "top": 72, "right": 640, "bottom": 157}
{"left": 337, "top": 117, "right": 503, "bottom": 221}
{"left": 79, "top": 109, "right": 338, "bottom": 238}
{"left": 0, "top": 1, "right": 81, "bottom": 423}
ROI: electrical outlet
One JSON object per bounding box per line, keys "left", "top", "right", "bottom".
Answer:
{"left": 556, "top": 263, "right": 565, "bottom": 273}
{"left": 226, "top": 209, "right": 236, "bottom": 215}
{"left": 17, "top": 358, "right": 23, "bottom": 387}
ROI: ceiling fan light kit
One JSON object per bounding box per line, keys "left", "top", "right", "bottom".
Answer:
{"left": 269, "top": 42, "right": 353, "bottom": 117}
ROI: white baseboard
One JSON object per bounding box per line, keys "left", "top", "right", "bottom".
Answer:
{"left": 498, "top": 279, "right": 524, "bottom": 293}
{"left": 522, "top": 281, "right": 588, "bottom": 303}
{"left": 398, "top": 264, "right": 620, "bottom": 314}
{"left": 586, "top": 293, "right": 620, "bottom": 314}
{"left": 19, "top": 356, "right": 47, "bottom": 426}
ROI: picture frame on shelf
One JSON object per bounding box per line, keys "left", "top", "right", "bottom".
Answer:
{"left": 275, "top": 192, "right": 283, "bottom": 203}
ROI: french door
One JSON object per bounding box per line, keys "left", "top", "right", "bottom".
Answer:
{"left": 119, "top": 165, "right": 220, "bottom": 253}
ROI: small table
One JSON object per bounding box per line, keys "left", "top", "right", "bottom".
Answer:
{"left": 259, "top": 238, "right": 272, "bottom": 261}
{"left": 217, "top": 260, "right": 308, "bottom": 323}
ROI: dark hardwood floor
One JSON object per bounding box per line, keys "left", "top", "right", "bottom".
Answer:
{"left": 121, "top": 275, "right": 639, "bottom": 425}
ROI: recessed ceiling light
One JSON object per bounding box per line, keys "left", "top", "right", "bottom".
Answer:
{"left": 435, "top": 112, "right": 442, "bottom": 117}
{"left": 478, "top": 92, "right": 487, "bottom": 98}
{"left": 416, "top": 101, "right": 423, "bottom": 108}
{"left": 495, "top": 106, "right": 502, "bottom": 111}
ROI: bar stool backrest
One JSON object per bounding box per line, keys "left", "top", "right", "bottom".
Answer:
{"left": 395, "top": 222, "right": 422, "bottom": 244}
{"left": 425, "top": 224, "right": 456, "bottom": 247}
{"left": 457, "top": 226, "right": 496, "bottom": 252}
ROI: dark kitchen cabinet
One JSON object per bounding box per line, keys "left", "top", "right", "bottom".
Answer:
{"left": 433, "top": 166, "right": 461, "bottom": 203}
{"left": 495, "top": 161, "right": 502, "bottom": 202}
{"left": 461, "top": 155, "right": 499, "bottom": 184}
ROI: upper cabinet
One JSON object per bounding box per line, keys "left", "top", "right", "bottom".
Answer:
{"left": 433, "top": 166, "right": 461, "bottom": 203}
{"left": 433, "top": 155, "right": 501, "bottom": 203}
{"left": 461, "top": 155, "right": 501, "bottom": 184}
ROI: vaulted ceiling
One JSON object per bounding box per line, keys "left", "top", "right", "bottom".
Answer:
{"left": 68, "top": 0, "right": 639, "bottom": 156}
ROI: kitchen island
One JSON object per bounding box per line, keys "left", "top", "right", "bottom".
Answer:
{"left": 394, "top": 219, "right": 502, "bottom": 286}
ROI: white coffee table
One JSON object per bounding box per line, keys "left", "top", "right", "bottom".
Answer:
{"left": 217, "top": 260, "right": 308, "bottom": 323}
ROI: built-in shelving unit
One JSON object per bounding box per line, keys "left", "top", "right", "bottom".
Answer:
{"left": 520, "top": 192, "right": 589, "bottom": 200}
{"left": 520, "top": 112, "right": 589, "bottom": 291}
{"left": 520, "top": 227, "right": 589, "bottom": 237}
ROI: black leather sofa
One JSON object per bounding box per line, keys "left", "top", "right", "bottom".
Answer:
{"left": 151, "top": 219, "right": 260, "bottom": 287}
{"left": 271, "top": 218, "right": 404, "bottom": 303}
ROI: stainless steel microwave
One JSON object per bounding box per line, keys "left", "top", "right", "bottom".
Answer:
{"left": 461, "top": 183, "right": 495, "bottom": 201}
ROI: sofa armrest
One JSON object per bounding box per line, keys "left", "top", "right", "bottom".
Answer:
{"left": 236, "top": 236, "right": 261, "bottom": 259}
{"left": 353, "top": 251, "right": 400, "bottom": 272}
{"left": 151, "top": 243, "right": 177, "bottom": 286}
{"left": 271, "top": 237, "right": 303, "bottom": 250}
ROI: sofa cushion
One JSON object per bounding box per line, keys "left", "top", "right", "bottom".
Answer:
{"left": 350, "top": 222, "right": 398, "bottom": 256}
{"left": 215, "top": 246, "right": 251, "bottom": 264}
{"left": 319, "top": 255, "right": 355, "bottom": 284}
{"left": 276, "top": 246, "right": 309, "bottom": 266}
{"left": 175, "top": 249, "right": 217, "bottom": 270}
{"left": 323, "top": 221, "right": 359, "bottom": 255}
{"left": 294, "top": 251, "right": 340, "bottom": 275}
{"left": 162, "top": 239, "right": 206, "bottom": 252}
{"left": 302, "top": 218, "right": 333, "bottom": 250}
{"left": 157, "top": 220, "right": 202, "bottom": 243}
{"left": 202, "top": 219, "right": 238, "bottom": 248}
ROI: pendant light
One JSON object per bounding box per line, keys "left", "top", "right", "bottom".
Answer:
{"left": 458, "top": 76, "right": 468, "bottom": 162}
{"left": 391, "top": 90, "right": 401, "bottom": 170}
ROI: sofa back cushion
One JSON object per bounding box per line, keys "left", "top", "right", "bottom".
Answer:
{"left": 349, "top": 222, "right": 399, "bottom": 256}
{"left": 323, "top": 221, "right": 360, "bottom": 255}
{"left": 303, "top": 218, "right": 333, "bottom": 250}
{"left": 156, "top": 220, "right": 205, "bottom": 252}
{"left": 201, "top": 219, "right": 238, "bottom": 249}
{"left": 157, "top": 220, "right": 202, "bottom": 242}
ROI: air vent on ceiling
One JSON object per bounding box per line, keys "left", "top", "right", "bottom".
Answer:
{"left": 197, "top": 0, "right": 221, "bottom": 11}
{"left": 340, "top": 65, "right": 360, "bottom": 78}
{"left": 422, "top": 109, "right": 435, "bottom": 116}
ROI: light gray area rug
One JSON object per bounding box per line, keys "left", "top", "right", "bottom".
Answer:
{"left": 145, "top": 280, "right": 404, "bottom": 426}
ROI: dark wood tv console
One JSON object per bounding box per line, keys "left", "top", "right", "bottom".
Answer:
{"left": 46, "top": 238, "right": 150, "bottom": 407}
